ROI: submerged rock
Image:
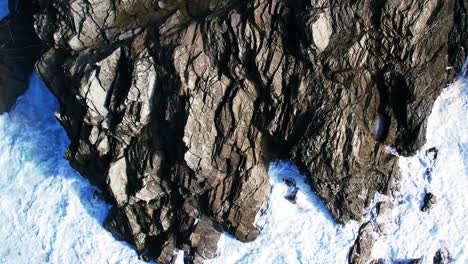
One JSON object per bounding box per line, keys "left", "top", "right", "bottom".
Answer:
{"left": 29, "top": 0, "right": 467, "bottom": 261}
{"left": 283, "top": 178, "right": 299, "bottom": 203}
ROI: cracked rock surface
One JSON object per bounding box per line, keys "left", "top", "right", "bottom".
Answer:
{"left": 27, "top": 0, "right": 467, "bottom": 262}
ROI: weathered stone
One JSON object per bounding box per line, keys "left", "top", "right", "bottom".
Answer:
{"left": 348, "top": 222, "right": 378, "bottom": 264}
{"left": 191, "top": 216, "right": 221, "bottom": 263}
{"left": 376, "top": 200, "right": 395, "bottom": 234}
{"left": 31, "top": 0, "right": 467, "bottom": 261}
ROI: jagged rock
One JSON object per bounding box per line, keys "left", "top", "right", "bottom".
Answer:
{"left": 30, "top": 0, "right": 467, "bottom": 261}
{"left": 0, "top": 0, "right": 43, "bottom": 113}
{"left": 376, "top": 200, "right": 395, "bottom": 234}
{"left": 191, "top": 216, "right": 221, "bottom": 263}
{"left": 348, "top": 222, "right": 378, "bottom": 264}
{"left": 433, "top": 248, "right": 452, "bottom": 264}
{"left": 421, "top": 192, "right": 437, "bottom": 212}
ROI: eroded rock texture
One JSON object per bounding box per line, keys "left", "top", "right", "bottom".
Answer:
{"left": 32, "top": 0, "right": 466, "bottom": 262}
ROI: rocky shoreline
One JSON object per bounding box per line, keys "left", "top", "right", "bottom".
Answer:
{"left": 1, "top": 0, "right": 466, "bottom": 262}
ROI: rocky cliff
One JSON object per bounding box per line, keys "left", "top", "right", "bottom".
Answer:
{"left": 18, "top": 0, "right": 467, "bottom": 262}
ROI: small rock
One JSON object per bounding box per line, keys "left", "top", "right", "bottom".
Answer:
{"left": 348, "top": 222, "right": 377, "bottom": 264}
{"left": 426, "top": 147, "right": 439, "bottom": 160}
{"left": 157, "top": 0, "right": 166, "bottom": 8}
{"left": 421, "top": 192, "right": 437, "bottom": 212}
{"left": 283, "top": 178, "right": 299, "bottom": 203}
{"left": 433, "top": 247, "right": 452, "bottom": 264}
{"left": 190, "top": 233, "right": 201, "bottom": 248}
{"left": 191, "top": 216, "right": 221, "bottom": 262}
{"left": 408, "top": 258, "right": 422, "bottom": 264}
{"left": 283, "top": 178, "right": 296, "bottom": 187}
{"left": 138, "top": 254, "right": 151, "bottom": 262}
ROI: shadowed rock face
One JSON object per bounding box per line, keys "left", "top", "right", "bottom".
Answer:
{"left": 0, "top": 0, "right": 43, "bottom": 113}
{"left": 32, "top": 0, "right": 466, "bottom": 262}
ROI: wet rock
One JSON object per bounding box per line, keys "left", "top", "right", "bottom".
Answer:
{"left": 423, "top": 147, "right": 439, "bottom": 181}
{"left": 408, "top": 258, "right": 422, "bottom": 264}
{"left": 427, "top": 147, "right": 439, "bottom": 160}
{"left": 191, "top": 216, "right": 221, "bottom": 263}
{"left": 421, "top": 192, "right": 437, "bottom": 212}
{"left": 376, "top": 200, "right": 395, "bottom": 234}
{"left": 348, "top": 222, "right": 378, "bottom": 264}
{"left": 433, "top": 247, "right": 452, "bottom": 264}
{"left": 283, "top": 178, "right": 299, "bottom": 203}
{"left": 31, "top": 0, "right": 467, "bottom": 261}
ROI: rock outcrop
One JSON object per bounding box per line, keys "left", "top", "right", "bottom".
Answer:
{"left": 433, "top": 247, "right": 453, "bottom": 264}
{"left": 348, "top": 222, "right": 378, "bottom": 264}
{"left": 0, "top": 0, "right": 43, "bottom": 113}
{"left": 29, "top": 0, "right": 467, "bottom": 262}
{"left": 421, "top": 192, "right": 437, "bottom": 212}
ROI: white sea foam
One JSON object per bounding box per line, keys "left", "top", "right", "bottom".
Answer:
{"left": 0, "top": 73, "right": 143, "bottom": 263}
{"left": 207, "top": 162, "right": 360, "bottom": 264}
{"left": 211, "top": 68, "right": 467, "bottom": 263}
{"left": 371, "top": 69, "right": 468, "bottom": 263}
{"left": 1, "top": 70, "right": 465, "bottom": 264}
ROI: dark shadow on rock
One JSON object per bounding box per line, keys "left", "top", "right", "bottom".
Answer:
{"left": 0, "top": 0, "right": 43, "bottom": 113}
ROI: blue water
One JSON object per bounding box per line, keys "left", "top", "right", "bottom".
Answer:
{"left": 0, "top": 0, "right": 8, "bottom": 20}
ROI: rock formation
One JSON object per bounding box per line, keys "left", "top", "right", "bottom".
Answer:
{"left": 348, "top": 222, "right": 377, "bottom": 264}
{"left": 421, "top": 192, "right": 437, "bottom": 212}
{"left": 25, "top": 0, "right": 468, "bottom": 262}
{"left": 433, "top": 247, "right": 453, "bottom": 264}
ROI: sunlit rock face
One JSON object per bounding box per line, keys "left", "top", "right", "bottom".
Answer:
{"left": 211, "top": 66, "right": 468, "bottom": 264}
{"left": 27, "top": 0, "right": 468, "bottom": 262}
